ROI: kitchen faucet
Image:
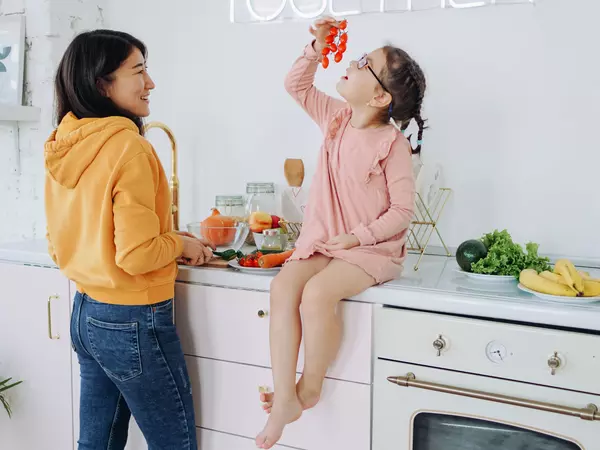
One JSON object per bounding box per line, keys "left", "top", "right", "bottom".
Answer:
{"left": 143, "top": 121, "right": 180, "bottom": 230}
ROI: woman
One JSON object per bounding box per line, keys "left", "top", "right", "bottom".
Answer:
{"left": 44, "top": 30, "right": 211, "bottom": 449}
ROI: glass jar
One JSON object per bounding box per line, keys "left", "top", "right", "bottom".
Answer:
{"left": 214, "top": 195, "right": 245, "bottom": 218}
{"left": 261, "top": 229, "right": 283, "bottom": 251}
{"left": 245, "top": 182, "right": 277, "bottom": 217}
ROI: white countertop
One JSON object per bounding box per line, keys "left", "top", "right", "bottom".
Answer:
{"left": 2, "top": 239, "right": 600, "bottom": 332}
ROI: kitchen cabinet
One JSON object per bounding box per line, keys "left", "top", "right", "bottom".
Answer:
{"left": 198, "top": 428, "right": 287, "bottom": 449}
{"left": 0, "top": 262, "right": 73, "bottom": 450}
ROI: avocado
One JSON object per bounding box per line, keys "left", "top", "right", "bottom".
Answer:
{"left": 456, "top": 239, "right": 488, "bottom": 272}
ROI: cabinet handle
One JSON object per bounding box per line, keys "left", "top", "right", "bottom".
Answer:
{"left": 258, "top": 385, "right": 271, "bottom": 394}
{"left": 257, "top": 309, "right": 268, "bottom": 319}
{"left": 548, "top": 352, "right": 562, "bottom": 376}
{"left": 47, "top": 295, "right": 60, "bottom": 340}
{"left": 387, "top": 373, "right": 599, "bottom": 422}
{"left": 432, "top": 335, "right": 446, "bottom": 356}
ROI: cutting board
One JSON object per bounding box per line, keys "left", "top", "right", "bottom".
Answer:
{"left": 205, "top": 257, "right": 230, "bottom": 268}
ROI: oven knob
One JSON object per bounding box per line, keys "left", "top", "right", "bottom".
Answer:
{"left": 433, "top": 335, "right": 447, "bottom": 357}
{"left": 547, "top": 352, "right": 562, "bottom": 375}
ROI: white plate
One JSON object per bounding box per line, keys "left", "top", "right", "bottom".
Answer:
{"left": 518, "top": 284, "right": 600, "bottom": 304}
{"left": 456, "top": 269, "right": 517, "bottom": 283}
{"left": 228, "top": 259, "right": 281, "bottom": 275}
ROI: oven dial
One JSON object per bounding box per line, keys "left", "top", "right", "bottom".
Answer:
{"left": 485, "top": 341, "right": 508, "bottom": 364}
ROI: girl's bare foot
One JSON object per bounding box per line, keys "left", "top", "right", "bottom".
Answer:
{"left": 296, "top": 375, "right": 321, "bottom": 411}
{"left": 259, "top": 376, "right": 322, "bottom": 415}
{"left": 255, "top": 397, "right": 303, "bottom": 449}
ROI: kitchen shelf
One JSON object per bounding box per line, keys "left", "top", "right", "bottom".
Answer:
{"left": 0, "top": 105, "right": 41, "bottom": 122}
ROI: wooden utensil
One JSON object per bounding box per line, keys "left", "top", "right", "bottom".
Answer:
{"left": 284, "top": 159, "right": 304, "bottom": 187}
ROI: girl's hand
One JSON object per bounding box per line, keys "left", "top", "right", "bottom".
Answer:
{"left": 321, "top": 234, "right": 360, "bottom": 251}
{"left": 309, "top": 16, "right": 340, "bottom": 55}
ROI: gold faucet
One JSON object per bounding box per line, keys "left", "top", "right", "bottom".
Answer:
{"left": 143, "top": 121, "right": 180, "bottom": 230}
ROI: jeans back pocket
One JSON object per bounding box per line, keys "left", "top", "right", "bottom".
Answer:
{"left": 86, "top": 317, "right": 143, "bottom": 382}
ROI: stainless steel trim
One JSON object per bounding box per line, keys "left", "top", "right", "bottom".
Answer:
{"left": 387, "top": 373, "right": 599, "bottom": 422}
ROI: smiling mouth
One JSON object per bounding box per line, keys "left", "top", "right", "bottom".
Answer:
{"left": 141, "top": 95, "right": 149, "bottom": 101}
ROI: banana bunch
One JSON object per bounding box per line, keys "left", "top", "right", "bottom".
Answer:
{"left": 519, "top": 259, "right": 600, "bottom": 297}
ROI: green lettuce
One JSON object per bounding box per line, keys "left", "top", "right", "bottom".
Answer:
{"left": 471, "top": 229, "right": 551, "bottom": 277}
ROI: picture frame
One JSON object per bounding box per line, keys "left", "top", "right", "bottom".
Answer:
{"left": 0, "top": 15, "right": 26, "bottom": 106}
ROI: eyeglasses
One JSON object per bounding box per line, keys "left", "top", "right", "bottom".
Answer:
{"left": 357, "top": 53, "right": 388, "bottom": 93}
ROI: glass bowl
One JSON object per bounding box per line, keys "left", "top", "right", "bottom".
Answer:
{"left": 186, "top": 221, "right": 249, "bottom": 251}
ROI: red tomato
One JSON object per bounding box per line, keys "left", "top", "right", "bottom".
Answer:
{"left": 339, "top": 20, "right": 347, "bottom": 30}
{"left": 339, "top": 33, "right": 348, "bottom": 44}
{"left": 334, "top": 52, "right": 343, "bottom": 63}
{"left": 338, "top": 42, "right": 347, "bottom": 53}
{"left": 321, "top": 47, "right": 331, "bottom": 56}
{"left": 329, "top": 26, "right": 338, "bottom": 35}
{"left": 322, "top": 56, "right": 330, "bottom": 69}
{"left": 325, "top": 35, "right": 334, "bottom": 44}
{"left": 329, "top": 43, "right": 337, "bottom": 52}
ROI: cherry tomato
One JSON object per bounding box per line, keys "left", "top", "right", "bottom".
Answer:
{"left": 339, "top": 20, "right": 347, "bottom": 30}
{"left": 339, "top": 33, "right": 348, "bottom": 44}
{"left": 329, "top": 43, "right": 337, "bottom": 52}
{"left": 334, "top": 52, "right": 343, "bottom": 63}
{"left": 325, "top": 35, "right": 334, "bottom": 44}
{"left": 321, "top": 47, "right": 331, "bottom": 56}
{"left": 338, "top": 42, "right": 346, "bottom": 53}
{"left": 329, "top": 26, "right": 338, "bottom": 35}
{"left": 322, "top": 56, "right": 330, "bottom": 69}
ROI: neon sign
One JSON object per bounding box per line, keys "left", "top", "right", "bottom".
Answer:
{"left": 231, "top": 0, "right": 536, "bottom": 23}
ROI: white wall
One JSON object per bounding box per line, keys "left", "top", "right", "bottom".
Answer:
{"left": 0, "top": 0, "right": 106, "bottom": 243}
{"left": 21, "top": 0, "right": 595, "bottom": 259}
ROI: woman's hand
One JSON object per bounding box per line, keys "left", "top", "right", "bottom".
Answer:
{"left": 178, "top": 234, "right": 215, "bottom": 266}
{"left": 309, "top": 16, "right": 340, "bottom": 55}
{"left": 321, "top": 233, "right": 360, "bottom": 251}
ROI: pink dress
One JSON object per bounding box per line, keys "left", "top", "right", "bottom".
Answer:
{"left": 286, "top": 44, "right": 416, "bottom": 284}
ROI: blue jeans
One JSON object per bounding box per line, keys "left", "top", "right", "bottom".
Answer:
{"left": 71, "top": 292, "right": 197, "bottom": 450}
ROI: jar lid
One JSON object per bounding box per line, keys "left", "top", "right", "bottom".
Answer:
{"left": 215, "top": 195, "right": 244, "bottom": 206}
{"left": 246, "top": 182, "right": 275, "bottom": 194}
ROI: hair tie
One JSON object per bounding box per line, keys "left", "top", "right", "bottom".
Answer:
{"left": 388, "top": 103, "right": 393, "bottom": 119}
{"left": 417, "top": 140, "right": 423, "bottom": 145}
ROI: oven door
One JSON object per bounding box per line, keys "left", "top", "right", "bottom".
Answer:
{"left": 373, "top": 359, "right": 600, "bottom": 450}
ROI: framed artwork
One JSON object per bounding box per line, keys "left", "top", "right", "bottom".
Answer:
{"left": 0, "top": 15, "right": 25, "bottom": 105}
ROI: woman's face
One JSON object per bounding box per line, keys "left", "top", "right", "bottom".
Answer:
{"left": 104, "top": 47, "right": 155, "bottom": 117}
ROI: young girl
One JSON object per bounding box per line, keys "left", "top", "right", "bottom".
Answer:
{"left": 45, "top": 30, "right": 213, "bottom": 449}
{"left": 256, "top": 18, "right": 426, "bottom": 449}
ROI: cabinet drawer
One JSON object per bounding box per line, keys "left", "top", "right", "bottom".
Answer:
{"left": 375, "top": 307, "right": 600, "bottom": 394}
{"left": 187, "top": 356, "right": 371, "bottom": 450}
{"left": 176, "top": 283, "right": 372, "bottom": 384}
{"left": 198, "top": 428, "right": 289, "bottom": 450}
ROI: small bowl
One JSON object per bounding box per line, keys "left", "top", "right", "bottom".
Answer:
{"left": 186, "top": 222, "right": 249, "bottom": 251}
{"left": 253, "top": 231, "right": 288, "bottom": 251}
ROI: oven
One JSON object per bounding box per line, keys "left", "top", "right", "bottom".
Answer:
{"left": 372, "top": 307, "right": 600, "bottom": 449}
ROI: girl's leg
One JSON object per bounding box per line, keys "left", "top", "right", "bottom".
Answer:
{"left": 298, "top": 259, "right": 376, "bottom": 408}
{"left": 255, "top": 255, "right": 331, "bottom": 449}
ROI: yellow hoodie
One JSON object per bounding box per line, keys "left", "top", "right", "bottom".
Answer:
{"left": 44, "top": 113, "right": 183, "bottom": 305}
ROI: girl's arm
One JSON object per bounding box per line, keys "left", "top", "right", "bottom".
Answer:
{"left": 351, "top": 142, "right": 415, "bottom": 245}
{"left": 284, "top": 41, "right": 346, "bottom": 133}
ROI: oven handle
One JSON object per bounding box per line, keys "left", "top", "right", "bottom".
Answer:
{"left": 388, "top": 373, "right": 599, "bottom": 422}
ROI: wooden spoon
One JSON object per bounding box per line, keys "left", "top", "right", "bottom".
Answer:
{"left": 284, "top": 159, "right": 304, "bottom": 187}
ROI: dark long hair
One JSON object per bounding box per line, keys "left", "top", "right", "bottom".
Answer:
{"left": 54, "top": 29, "right": 147, "bottom": 134}
{"left": 380, "top": 46, "right": 427, "bottom": 155}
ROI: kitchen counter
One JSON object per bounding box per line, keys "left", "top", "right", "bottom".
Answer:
{"left": 2, "top": 239, "right": 600, "bottom": 332}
